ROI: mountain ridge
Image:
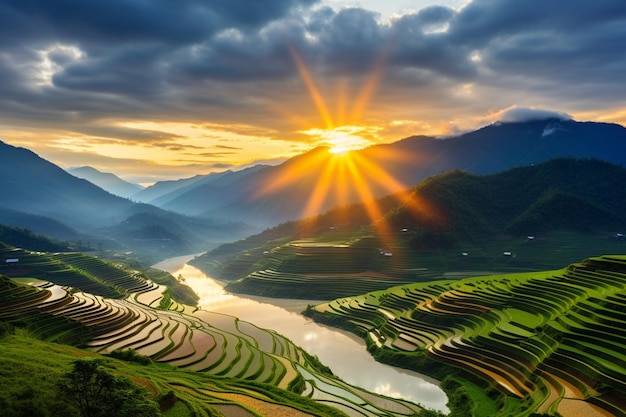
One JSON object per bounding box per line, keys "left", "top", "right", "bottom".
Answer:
{"left": 68, "top": 166, "right": 144, "bottom": 198}
{"left": 0, "top": 140, "right": 135, "bottom": 227}
{"left": 144, "top": 119, "right": 626, "bottom": 227}
{"left": 0, "top": 140, "right": 256, "bottom": 259}
{"left": 190, "top": 157, "right": 626, "bottom": 297}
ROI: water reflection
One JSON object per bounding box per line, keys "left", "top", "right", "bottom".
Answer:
{"left": 154, "top": 257, "right": 448, "bottom": 412}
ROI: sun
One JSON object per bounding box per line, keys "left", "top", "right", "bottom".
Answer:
{"left": 301, "top": 125, "right": 373, "bottom": 154}
{"left": 325, "top": 128, "right": 372, "bottom": 154}
{"left": 256, "top": 46, "right": 437, "bottom": 248}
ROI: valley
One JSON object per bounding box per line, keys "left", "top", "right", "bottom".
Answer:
{"left": 0, "top": 246, "right": 445, "bottom": 416}
{"left": 2, "top": 119, "right": 626, "bottom": 416}
{"left": 2, "top": 2, "right": 626, "bottom": 415}
{"left": 153, "top": 257, "right": 448, "bottom": 411}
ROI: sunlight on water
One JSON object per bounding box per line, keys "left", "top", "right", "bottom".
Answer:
{"left": 154, "top": 256, "right": 448, "bottom": 412}
{"left": 174, "top": 264, "right": 242, "bottom": 311}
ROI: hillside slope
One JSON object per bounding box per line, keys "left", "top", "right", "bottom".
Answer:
{"left": 386, "top": 158, "right": 626, "bottom": 242}
{"left": 305, "top": 255, "right": 626, "bottom": 417}
{"left": 152, "top": 119, "right": 626, "bottom": 227}
{"left": 0, "top": 334, "right": 352, "bottom": 417}
{"left": 0, "top": 140, "right": 134, "bottom": 227}
{"left": 190, "top": 158, "right": 626, "bottom": 299}
{"left": 0, "top": 140, "right": 255, "bottom": 259}
{"left": 68, "top": 166, "right": 144, "bottom": 198}
{"left": 0, "top": 246, "right": 436, "bottom": 417}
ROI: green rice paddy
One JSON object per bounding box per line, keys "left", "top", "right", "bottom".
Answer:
{"left": 0, "top": 246, "right": 438, "bottom": 416}
{"left": 306, "top": 255, "right": 626, "bottom": 417}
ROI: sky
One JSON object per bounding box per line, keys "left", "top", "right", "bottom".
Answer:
{"left": 0, "top": 0, "right": 625, "bottom": 184}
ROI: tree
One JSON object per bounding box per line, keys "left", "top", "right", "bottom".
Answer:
{"left": 59, "top": 359, "right": 161, "bottom": 417}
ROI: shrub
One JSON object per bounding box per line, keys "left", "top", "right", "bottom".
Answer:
{"left": 108, "top": 349, "right": 153, "bottom": 365}
{"left": 0, "top": 320, "right": 14, "bottom": 338}
{"left": 59, "top": 359, "right": 161, "bottom": 417}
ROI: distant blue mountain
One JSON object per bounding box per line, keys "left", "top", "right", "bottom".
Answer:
{"left": 2, "top": 118, "right": 625, "bottom": 241}
{"left": 131, "top": 174, "right": 206, "bottom": 204}
{"left": 0, "top": 140, "right": 135, "bottom": 228}
{"left": 0, "top": 140, "right": 255, "bottom": 258}
{"left": 132, "top": 165, "right": 268, "bottom": 211}
{"left": 145, "top": 118, "right": 626, "bottom": 227}
{"left": 68, "top": 166, "right": 144, "bottom": 198}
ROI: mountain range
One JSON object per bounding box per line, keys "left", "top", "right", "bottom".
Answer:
{"left": 0, "top": 140, "right": 254, "bottom": 259}
{"left": 68, "top": 166, "right": 144, "bottom": 198}
{"left": 385, "top": 158, "right": 626, "bottom": 243}
{"left": 1, "top": 117, "right": 626, "bottom": 259}
{"left": 189, "top": 157, "right": 626, "bottom": 301}
{"left": 131, "top": 118, "right": 626, "bottom": 227}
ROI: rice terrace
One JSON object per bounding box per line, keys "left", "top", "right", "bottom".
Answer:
{"left": 4, "top": 153, "right": 626, "bottom": 416}
{"left": 306, "top": 255, "right": 626, "bottom": 416}
{"left": 2, "top": 1, "right": 626, "bottom": 415}
{"left": 0, "top": 246, "right": 428, "bottom": 416}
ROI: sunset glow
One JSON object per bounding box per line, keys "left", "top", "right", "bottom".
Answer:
{"left": 256, "top": 43, "right": 417, "bottom": 244}
{"left": 302, "top": 126, "right": 374, "bottom": 154}
{"left": 0, "top": 1, "right": 623, "bottom": 185}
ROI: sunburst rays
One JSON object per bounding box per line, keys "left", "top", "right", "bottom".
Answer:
{"left": 259, "top": 46, "right": 435, "bottom": 247}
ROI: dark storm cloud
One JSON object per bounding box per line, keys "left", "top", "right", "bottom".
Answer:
{"left": 448, "top": 0, "right": 626, "bottom": 90}
{"left": 0, "top": 0, "right": 317, "bottom": 45}
{"left": 0, "top": 1, "right": 211, "bottom": 52}
{"left": 51, "top": 43, "right": 170, "bottom": 96}
{"left": 1, "top": 0, "right": 626, "bottom": 144}
{"left": 170, "top": 19, "right": 305, "bottom": 82}
{"left": 0, "top": 0, "right": 319, "bottom": 99}
{"left": 389, "top": 7, "right": 474, "bottom": 78}
{"left": 311, "top": 8, "right": 385, "bottom": 71}
{"left": 449, "top": 0, "right": 626, "bottom": 45}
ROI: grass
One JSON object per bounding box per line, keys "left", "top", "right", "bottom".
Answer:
{"left": 0, "top": 332, "right": 352, "bottom": 417}
{"left": 306, "top": 255, "right": 626, "bottom": 417}
{"left": 163, "top": 401, "right": 192, "bottom": 417}
{"left": 0, "top": 247, "right": 437, "bottom": 417}
{"left": 193, "top": 229, "right": 626, "bottom": 300}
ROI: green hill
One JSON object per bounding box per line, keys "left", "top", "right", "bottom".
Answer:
{"left": 0, "top": 246, "right": 437, "bottom": 417}
{"left": 0, "top": 333, "right": 350, "bottom": 417}
{"left": 305, "top": 255, "right": 626, "bottom": 417}
{"left": 190, "top": 158, "right": 626, "bottom": 300}
{"left": 386, "top": 158, "right": 626, "bottom": 242}
{"left": 0, "top": 224, "right": 70, "bottom": 252}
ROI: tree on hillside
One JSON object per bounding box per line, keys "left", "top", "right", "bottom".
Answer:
{"left": 59, "top": 359, "right": 161, "bottom": 417}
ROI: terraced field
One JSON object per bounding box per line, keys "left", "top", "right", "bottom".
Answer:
{"left": 307, "top": 255, "right": 626, "bottom": 417}
{"left": 195, "top": 229, "right": 626, "bottom": 301}
{"left": 0, "top": 246, "right": 435, "bottom": 416}
{"left": 0, "top": 247, "right": 152, "bottom": 298}
{"left": 222, "top": 238, "right": 432, "bottom": 299}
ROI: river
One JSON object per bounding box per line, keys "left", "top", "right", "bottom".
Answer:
{"left": 153, "top": 255, "right": 448, "bottom": 413}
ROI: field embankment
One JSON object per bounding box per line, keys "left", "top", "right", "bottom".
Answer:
{"left": 305, "top": 255, "right": 626, "bottom": 417}
{"left": 0, "top": 245, "right": 439, "bottom": 416}
{"left": 191, "top": 159, "right": 626, "bottom": 301}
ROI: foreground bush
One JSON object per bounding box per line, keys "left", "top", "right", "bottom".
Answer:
{"left": 59, "top": 359, "right": 161, "bottom": 417}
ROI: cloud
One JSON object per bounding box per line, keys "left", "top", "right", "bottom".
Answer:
{"left": 75, "top": 125, "right": 186, "bottom": 144}
{"left": 312, "top": 8, "right": 386, "bottom": 71}
{"left": 191, "top": 152, "right": 239, "bottom": 158}
{"left": 39, "top": 145, "right": 242, "bottom": 184}
{"left": 449, "top": 0, "right": 626, "bottom": 108}
{"left": 0, "top": 0, "right": 626, "bottom": 180}
{"left": 0, "top": 0, "right": 317, "bottom": 47}
{"left": 497, "top": 106, "right": 572, "bottom": 123}
{"left": 214, "top": 145, "right": 244, "bottom": 150}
